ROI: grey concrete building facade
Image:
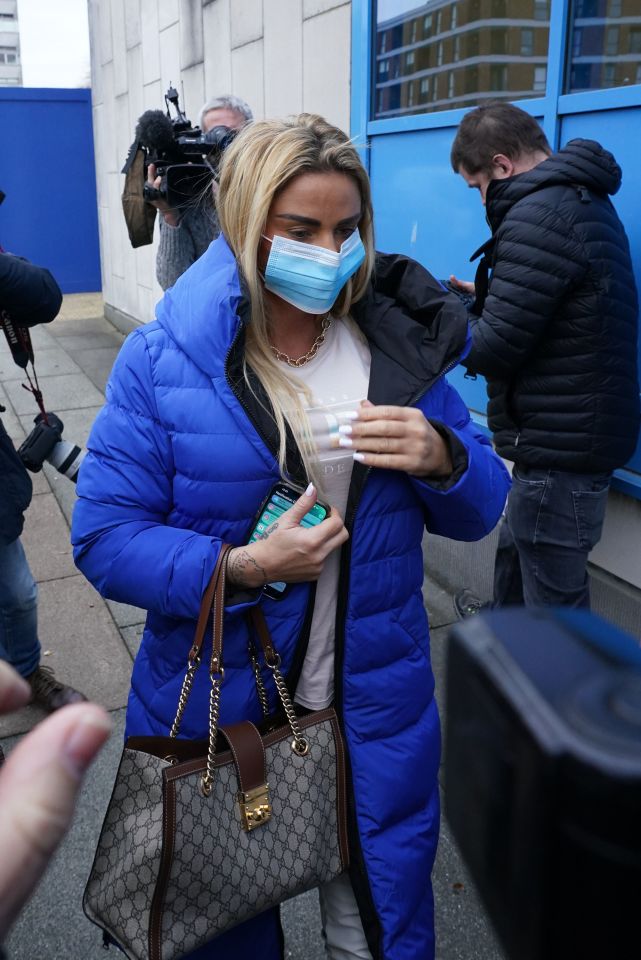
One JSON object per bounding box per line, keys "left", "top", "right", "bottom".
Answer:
{"left": 0, "top": 0, "right": 21, "bottom": 85}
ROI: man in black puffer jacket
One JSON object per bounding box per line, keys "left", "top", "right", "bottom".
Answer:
{"left": 449, "top": 101, "right": 639, "bottom": 611}
{"left": 1, "top": 251, "right": 86, "bottom": 710}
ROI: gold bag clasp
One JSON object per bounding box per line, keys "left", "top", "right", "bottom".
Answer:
{"left": 238, "top": 783, "right": 271, "bottom": 831}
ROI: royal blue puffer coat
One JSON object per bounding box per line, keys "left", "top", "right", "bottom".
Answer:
{"left": 72, "top": 236, "right": 510, "bottom": 960}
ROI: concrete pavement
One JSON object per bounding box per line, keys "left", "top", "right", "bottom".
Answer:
{"left": 1, "top": 293, "right": 506, "bottom": 958}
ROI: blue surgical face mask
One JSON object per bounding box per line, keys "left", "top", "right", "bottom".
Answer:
{"left": 262, "top": 228, "right": 366, "bottom": 314}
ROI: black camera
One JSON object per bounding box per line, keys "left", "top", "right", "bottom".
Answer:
{"left": 18, "top": 411, "right": 86, "bottom": 483}
{"left": 135, "top": 85, "right": 238, "bottom": 210}
{"left": 445, "top": 607, "right": 641, "bottom": 960}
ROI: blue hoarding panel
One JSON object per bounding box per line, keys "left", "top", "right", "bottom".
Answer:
{"left": 0, "top": 88, "right": 101, "bottom": 293}
{"left": 369, "top": 124, "right": 495, "bottom": 416}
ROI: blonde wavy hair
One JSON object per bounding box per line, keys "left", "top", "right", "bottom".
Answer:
{"left": 216, "top": 114, "right": 375, "bottom": 490}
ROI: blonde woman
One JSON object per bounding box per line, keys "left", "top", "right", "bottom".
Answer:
{"left": 72, "top": 115, "right": 509, "bottom": 960}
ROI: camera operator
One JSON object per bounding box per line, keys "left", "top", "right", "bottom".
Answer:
{"left": 0, "top": 251, "right": 86, "bottom": 712}
{"left": 147, "top": 94, "right": 253, "bottom": 290}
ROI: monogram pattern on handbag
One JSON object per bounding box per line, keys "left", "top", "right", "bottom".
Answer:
{"left": 162, "top": 719, "right": 342, "bottom": 960}
{"left": 84, "top": 554, "right": 347, "bottom": 960}
{"left": 84, "top": 750, "right": 171, "bottom": 959}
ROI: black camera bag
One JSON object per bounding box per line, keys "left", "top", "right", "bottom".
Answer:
{"left": 445, "top": 607, "right": 641, "bottom": 960}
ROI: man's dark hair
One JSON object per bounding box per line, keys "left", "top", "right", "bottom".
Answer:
{"left": 450, "top": 100, "right": 551, "bottom": 175}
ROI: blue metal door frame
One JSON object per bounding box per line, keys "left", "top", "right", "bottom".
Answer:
{"left": 0, "top": 88, "right": 101, "bottom": 294}
{"left": 351, "top": 0, "right": 641, "bottom": 499}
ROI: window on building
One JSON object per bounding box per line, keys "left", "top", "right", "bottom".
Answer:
{"left": 521, "top": 28, "right": 534, "bottom": 56}
{"left": 448, "top": 71, "right": 455, "bottom": 98}
{"left": 490, "top": 64, "right": 508, "bottom": 90}
{"left": 372, "top": 0, "right": 551, "bottom": 119}
{"left": 565, "top": 4, "right": 641, "bottom": 93}
{"left": 464, "top": 65, "right": 479, "bottom": 94}
{"left": 0, "top": 44, "right": 18, "bottom": 65}
{"left": 576, "top": 0, "right": 598, "bottom": 16}
{"left": 534, "top": 0, "right": 550, "bottom": 21}
{"left": 491, "top": 29, "right": 508, "bottom": 55}
{"left": 605, "top": 27, "right": 619, "bottom": 57}
{"left": 573, "top": 27, "right": 582, "bottom": 57}
{"left": 420, "top": 77, "right": 430, "bottom": 97}
{"left": 570, "top": 63, "right": 593, "bottom": 90}
{"left": 608, "top": 0, "right": 622, "bottom": 15}
{"left": 533, "top": 65, "right": 547, "bottom": 91}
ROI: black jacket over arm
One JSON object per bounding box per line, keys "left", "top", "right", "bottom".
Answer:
{"left": 1, "top": 253, "right": 63, "bottom": 543}
{"left": 467, "top": 139, "right": 640, "bottom": 473}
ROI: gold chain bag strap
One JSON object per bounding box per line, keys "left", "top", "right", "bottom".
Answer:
{"left": 83, "top": 544, "right": 349, "bottom": 960}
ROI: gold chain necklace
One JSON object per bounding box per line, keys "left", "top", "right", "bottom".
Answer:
{"left": 270, "top": 315, "right": 332, "bottom": 367}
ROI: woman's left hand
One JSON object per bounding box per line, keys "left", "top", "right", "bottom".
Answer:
{"left": 338, "top": 400, "right": 453, "bottom": 478}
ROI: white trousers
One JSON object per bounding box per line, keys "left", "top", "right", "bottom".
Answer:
{"left": 319, "top": 873, "right": 373, "bottom": 960}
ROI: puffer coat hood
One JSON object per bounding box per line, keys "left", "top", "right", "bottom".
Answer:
{"left": 486, "top": 138, "right": 622, "bottom": 230}
{"left": 73, "top": 235, "right": 510, "bottom": 960}
{"left": 467, "top": 139, "right": 639, "bottom": 472}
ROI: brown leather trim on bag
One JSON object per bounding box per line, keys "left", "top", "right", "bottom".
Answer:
{"left": 210, "top": 544, "right": 229, "bottom": 672}
{"left": 331, "top": 714, "right": 350, "bottom": 870}
{"left": 149, "top": 777, "right": 177, "bottom": 960}
{"left": 163, "top": 708, "right": 338, "bottom": 782}
{"left": 218, "top": 721, "right": 266, "bottom": 794}
{"left": 189, "top": 543, "right": 233, "bottom": 663}
{"left": 248, "top": 605, "right": 278, "bottom": 665}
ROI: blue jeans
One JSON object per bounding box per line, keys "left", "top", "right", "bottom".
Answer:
{"left": 493, "top": 467, "right": 611, "bottom": 609}
{"left": 0, "top": 536, "right": 40, "bottom": 678}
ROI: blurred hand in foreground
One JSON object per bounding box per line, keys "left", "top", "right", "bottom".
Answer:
{"left": 0, "top": 660, "right": 111, "bottom": 942}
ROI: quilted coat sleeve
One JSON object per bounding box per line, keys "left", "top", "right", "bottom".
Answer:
{"left": 72, "top": 329, "right": 223, "bottom": 619}
{"left": 466, "top": 199, "right": 588, "bottom": 380}
{"left": 409, "top": 377, "right": 510, "bottom": 541}
{"left": 0, "top": 253, "right": 62, "bottom": 326}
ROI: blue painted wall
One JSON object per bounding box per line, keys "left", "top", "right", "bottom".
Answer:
{"left": 0, "top": 88, "right": 101, "bottom": 294}
{"left": 352, "top": 1, "right": 641, "bottom": 497}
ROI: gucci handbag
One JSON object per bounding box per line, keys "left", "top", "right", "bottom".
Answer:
{"left": 83, "top": 544, "right": 349, "bottom": 960}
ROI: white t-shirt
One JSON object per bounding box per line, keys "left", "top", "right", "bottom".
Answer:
{"left": 277, "top": 317, "right": 371, "bottom": 710}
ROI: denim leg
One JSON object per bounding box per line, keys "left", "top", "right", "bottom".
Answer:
{"left": 506, "top": 467, "right": 610, "bottom": 609}
{"left": 0, "top": 537, "right": 40, "bottom": 677}
{"left": 492, "top": 512, "right": 524, "bottom": 607}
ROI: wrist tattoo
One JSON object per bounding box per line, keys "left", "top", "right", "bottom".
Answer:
{"left": 229, "top": 549, "right": 267, "bottom": 587}
{"left": 254, "top": 520, "right": 279, "bottom": 541}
